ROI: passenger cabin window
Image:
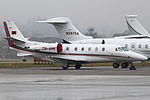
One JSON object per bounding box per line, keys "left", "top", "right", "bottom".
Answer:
{"left": 145, "top": 45, "right": 148, "bottom": 49}
{"left": 81, "top": 47, "right": 84, "bottom": 51}
{"left": 125, "top": 44, "right": 128, "bottom": 48}
{"left": 74, "top": 47, "right": 77, "bottom": 51}
{"left": 24, "top": 46, "right": 30, "bottom": 49}
{"left": 139, "top": 44, "right": 141, "bottom": 48}
{"left": 131, "top": 44, "right": 135, "bottom": 48}
{"left": 102, "top": 48, "right": 105, "bottom": 51}
{"left": 66, "top": 47, "right": 69, "bottom": 51}
{"left": 95, "top": 47, "right": 98, "bottom": 51}
{"left": 88, "top": 47, "right": 91, "bottom": 51}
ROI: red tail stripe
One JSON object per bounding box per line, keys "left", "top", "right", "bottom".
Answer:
{"left": 3, "top": 22, "right": 10, "bottom": 37}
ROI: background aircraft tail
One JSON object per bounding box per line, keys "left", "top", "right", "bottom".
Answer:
{"left": 36, "top": 17, "right": 93, "bottom": 41}
{"left": 125, "top": 15, "right": 150, "bottom": 36}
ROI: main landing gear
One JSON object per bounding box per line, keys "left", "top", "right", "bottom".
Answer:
{"left": 62, "top": 64, "right": 82, "bottom": 70}
{"left": 113, "top": 62, "right": 136, "bottom": 70}
{"left": 121, "top": 62, "right": 129, "bottom": 68}
{"left": 113, "top": 63, "right": 120, "bottom": 68}
{"left": 75, "top": 64, "right": 81, "bottom": 69}
{"left": 62, "top": 64, "right": 69, "bottom": 69}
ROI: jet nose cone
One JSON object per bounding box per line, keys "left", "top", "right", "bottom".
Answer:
{"left": 129, "top": 51, "right": 148, "bottom": 61}
{"left": 139, "top": 55, "right": 148, "bottom": 61}
{"left": 135, "top": 54, "right": 148, "bottom": 61}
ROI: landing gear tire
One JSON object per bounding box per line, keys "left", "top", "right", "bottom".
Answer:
{"left": 75, "top": 64, "right": 81, "bottom": 69}
{"left": 113, "top": 63, "right": 120, "bottom": 68}
{"left": 62, "top": 64, "right": 69, "bottom": 70}
{"left": 121, "top": 62, "right": 129, "bottom": 68}
{"left": 22, "top": 59, "right": 26, "bottom": 62}
{"left": 129, "top": 66, "right": 136, "bottom": 70}
{"left": 129, "top": 62, "right": 136, "bottom": 70}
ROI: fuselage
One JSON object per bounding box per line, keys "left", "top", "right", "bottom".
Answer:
{"left": 27, "top": 43, "right": 147, "bottom": 64}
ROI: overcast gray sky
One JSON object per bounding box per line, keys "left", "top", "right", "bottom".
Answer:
{"left": 0, "top": 0, "right": 150, "bottom": 37}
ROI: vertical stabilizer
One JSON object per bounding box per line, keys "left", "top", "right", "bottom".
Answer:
{"left": 3, "top": 21, "right": 26, "bottom": 41}
{"left": 36, "top": 17, "right": 93, "bottom": 41}
{"left": 125, "top": 15, "right": 150, "bottom": 36}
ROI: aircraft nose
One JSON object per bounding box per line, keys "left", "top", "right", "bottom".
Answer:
{"left": 137, "top": 54, "right": 148, "bottom": 61}
{"left": 132, "top": 53, "right": 148, "bottom": 61}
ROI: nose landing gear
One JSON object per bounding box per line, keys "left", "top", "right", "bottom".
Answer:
{"left": 129, "top": 62, "right": 136, "bottom": 70}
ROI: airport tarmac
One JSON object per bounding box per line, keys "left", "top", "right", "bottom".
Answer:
{"left": 0, "top": 66, "right": 150, "bottom": 100}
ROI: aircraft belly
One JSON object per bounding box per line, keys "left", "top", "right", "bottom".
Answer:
{"left": 53, "top": 55, "right": 125, "bottom": 63}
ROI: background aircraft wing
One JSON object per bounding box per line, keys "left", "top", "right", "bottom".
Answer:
{"left": 114, "top": 35, "right": 150, "bottom": 39}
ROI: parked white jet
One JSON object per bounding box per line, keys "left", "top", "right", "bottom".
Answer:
{"left": 3, "top": 21, "right": 147, "bottom": 70}
{"left": 37, "top": 17, "right": 150, "bottom": 69}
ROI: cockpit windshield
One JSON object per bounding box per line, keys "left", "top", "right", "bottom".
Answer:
{"left": 116, "top": 47, "right": 129, "bottom": 51}
{"left": 121, "top": 47, "right": 129, "bottom": 51}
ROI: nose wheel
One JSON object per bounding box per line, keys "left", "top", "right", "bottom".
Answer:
{"left": 129, "top": 62, "right": 136, "bottom": 70}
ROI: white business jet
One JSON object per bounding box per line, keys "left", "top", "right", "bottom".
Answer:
{"left": 3, "top": 21, "right": 147, "bottom": 70}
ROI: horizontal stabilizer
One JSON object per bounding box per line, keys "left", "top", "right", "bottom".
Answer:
{"left": 35, "top": 17, "right": 68, "bottom": 24}
{"left": 5, "top": 37, "right": 25, "bottom": 43}
{"left": 17, "top": 53, "right": 32, "bottom": 56}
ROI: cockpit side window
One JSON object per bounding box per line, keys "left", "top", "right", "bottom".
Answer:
{"left": 117, "top": 47, "right": 128, "bottom": 51}
{"left": 118, "top": 47, "right": 122, "bottom": 51}
{"left": 121, "top": 47, "right": 129, "bottom": 51}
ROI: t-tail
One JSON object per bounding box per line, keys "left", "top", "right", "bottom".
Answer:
{"left": 36, "top": 17, "right": 93, "bottom": 42}
{"left": 3, "top": 21, "right": 31, "bottom": 56}
{"left": 3, "top": 21, "right": 27, "bottom": 45}
{"left": 125, "top": 15, "right": 150, "bottom": 36}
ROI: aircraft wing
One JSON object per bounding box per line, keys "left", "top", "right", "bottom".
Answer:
{"left": 51, "top": 55, "right": 87, "bottom": 63}
{"left": 114, "top": 35, "right": 150, "bottom": 39}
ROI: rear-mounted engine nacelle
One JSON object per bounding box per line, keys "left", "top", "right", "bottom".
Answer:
{"left": 57, "top": 43, "right": 63, "bottom": 53}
